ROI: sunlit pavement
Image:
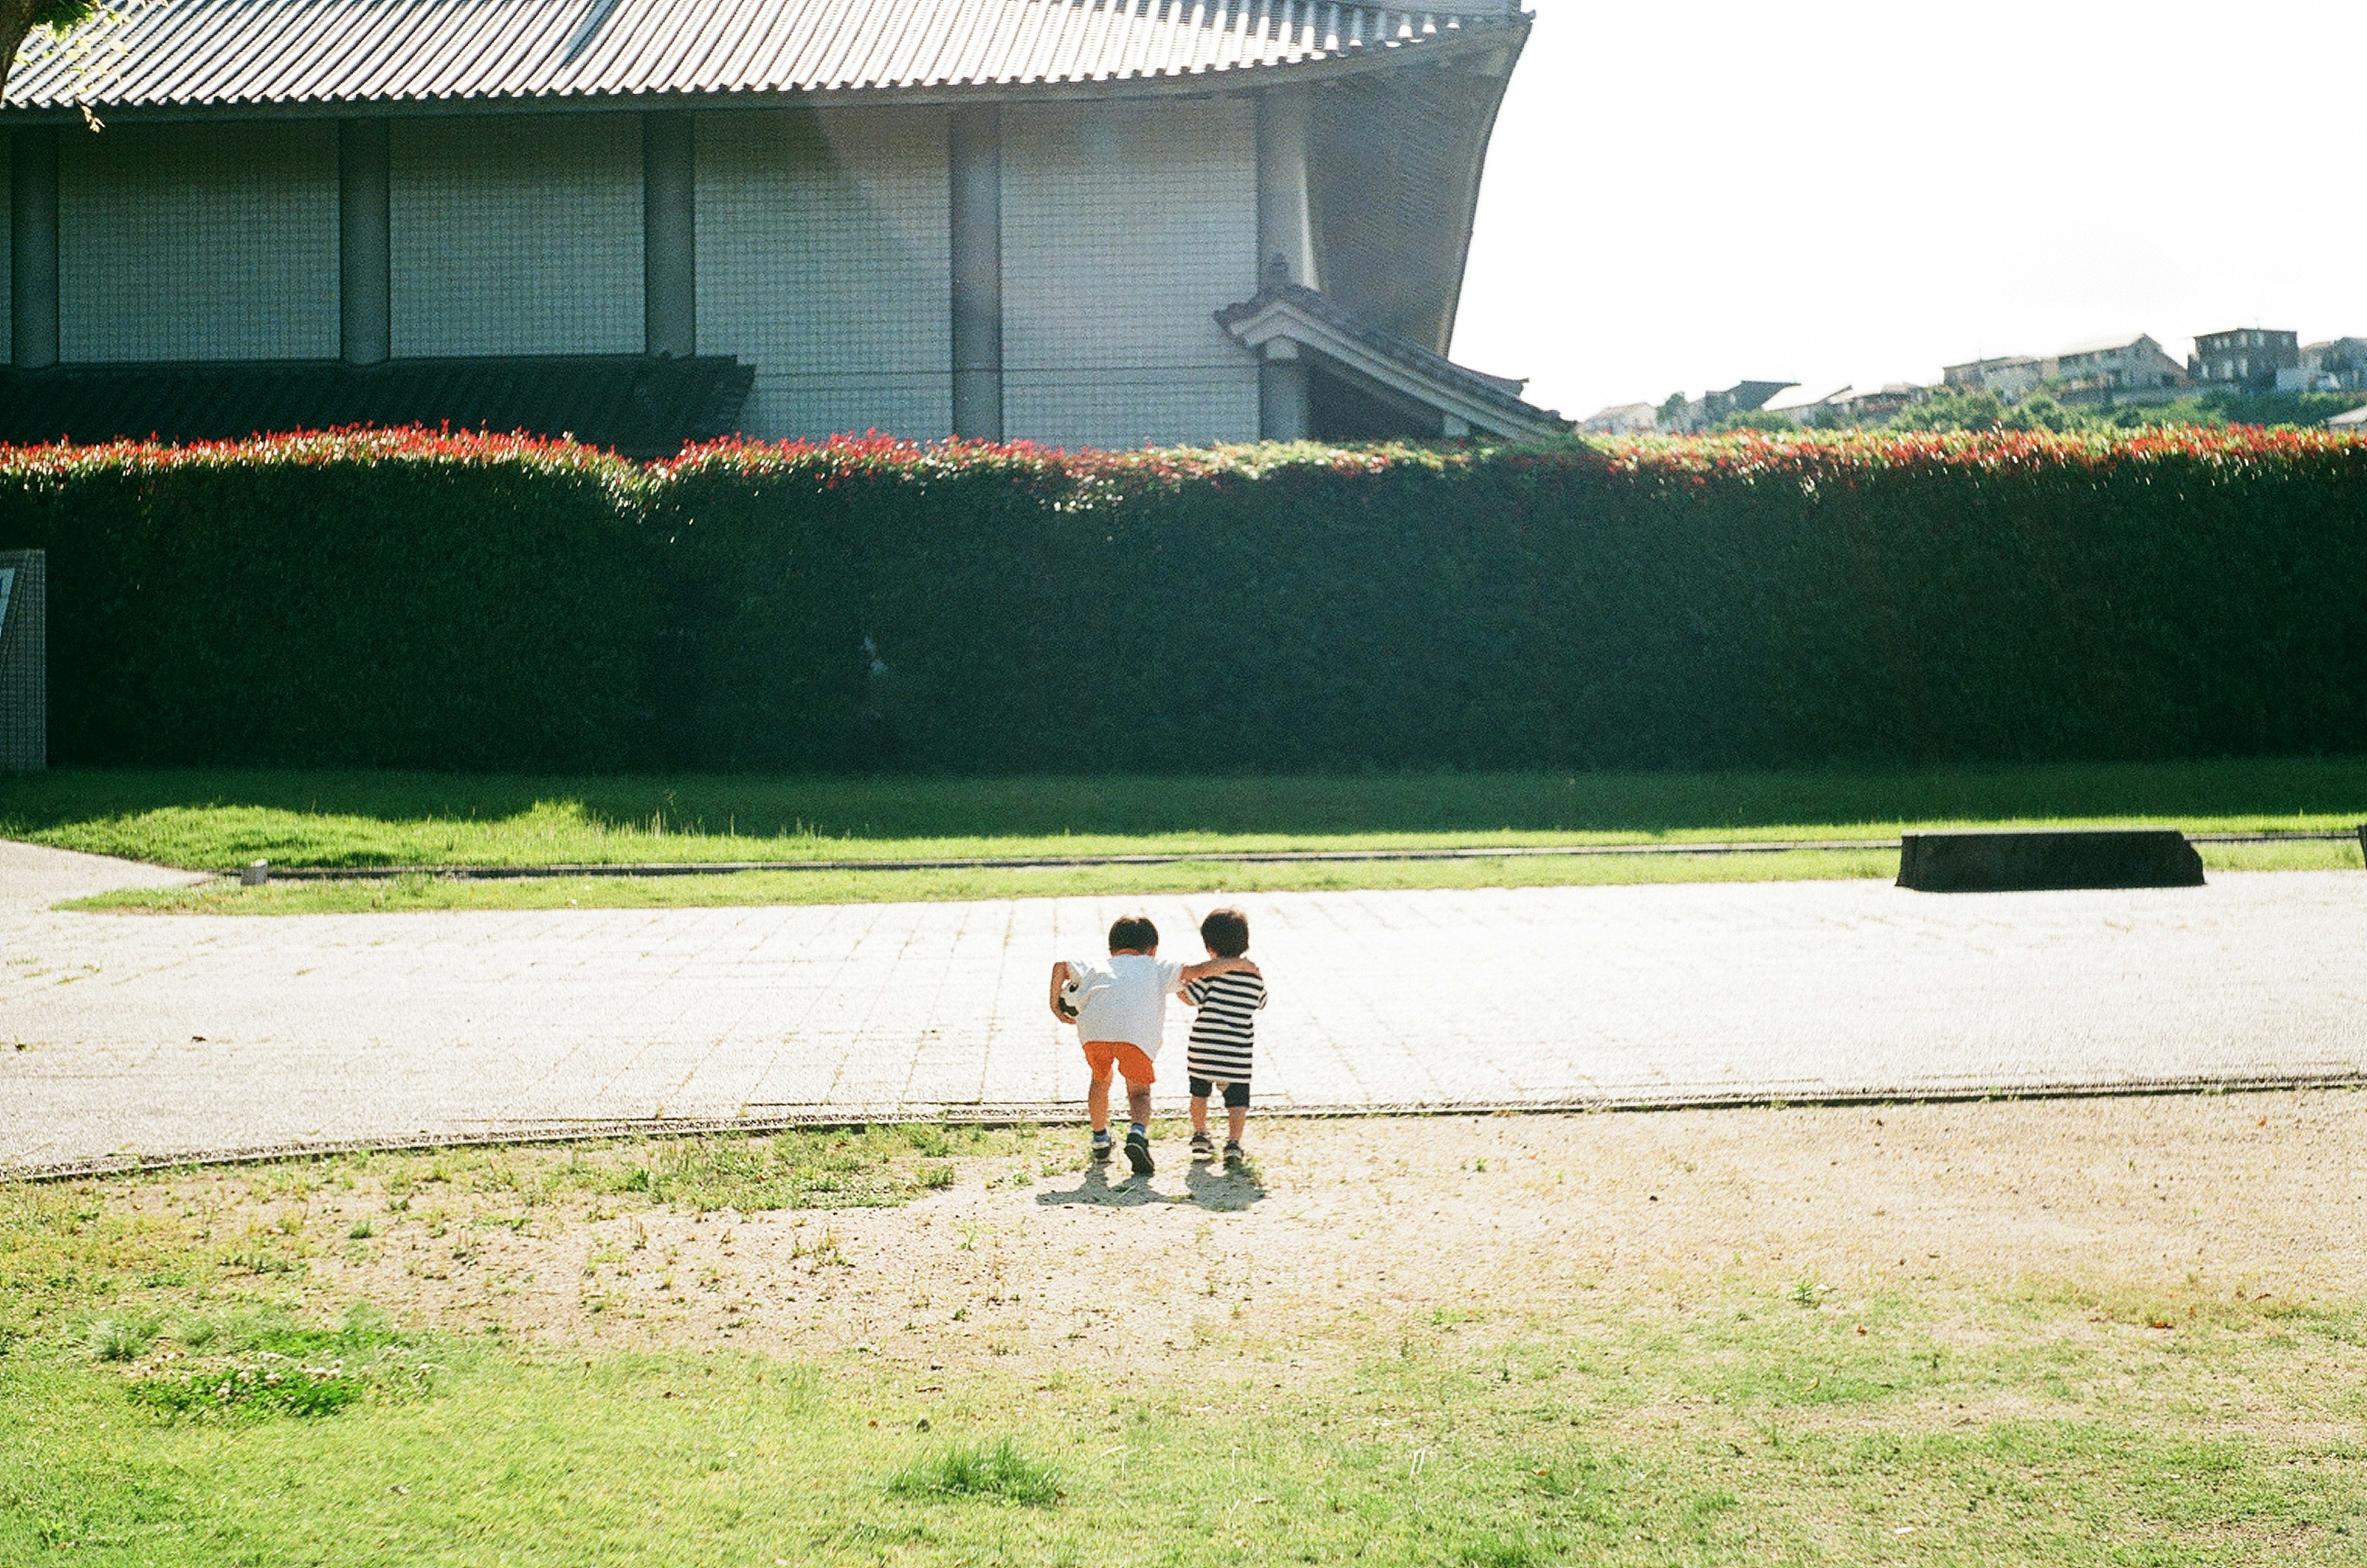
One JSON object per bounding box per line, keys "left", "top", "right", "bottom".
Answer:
{"left": 3, "top": 845, "right": 2361, "bottom": 1175}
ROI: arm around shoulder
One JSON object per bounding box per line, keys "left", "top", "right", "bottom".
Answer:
{"left": 1178, "top": 955, "right": 1259, "bottom": 984}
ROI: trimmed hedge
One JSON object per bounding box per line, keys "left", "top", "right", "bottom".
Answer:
{"left": 0, "top": 432, "right": 654, "bottom": 770}
{"left": 5, "top": 427, "right": 2365, "bottom": 772}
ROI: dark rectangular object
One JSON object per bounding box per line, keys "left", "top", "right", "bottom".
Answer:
{"left": 1897, "top": 828, "right": 2204, "bottom": 892}
{"left": 0, "top": 550, "right": 43, "bottom": 772}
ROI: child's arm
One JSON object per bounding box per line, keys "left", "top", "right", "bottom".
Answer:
{"left": 1177, "top": 955, "right": 1259, "bottom": 986}
{"left": 1048, "top": 960, "right": 1076, "bottom": 1023}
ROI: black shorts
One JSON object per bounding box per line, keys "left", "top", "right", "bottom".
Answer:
{"left": 1188, "top": 1077, "right": 1250, "bottom": 1109}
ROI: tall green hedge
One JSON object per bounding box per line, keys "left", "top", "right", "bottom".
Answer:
{"left": 6, "top": 428, "right": 2363, "bottom": 773}
{"left": 0, "top": 434, "right": 653, "bottom": 770}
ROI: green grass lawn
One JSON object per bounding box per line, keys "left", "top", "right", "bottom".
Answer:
{"left": 9, "top": 761, "right": 2363, "bottom": 912}
{"left": 63, "top": 837, "right": 2361, "bottom": 915}
{"left": 4, "top": 1115, "right": 2363, "bottom": 1566}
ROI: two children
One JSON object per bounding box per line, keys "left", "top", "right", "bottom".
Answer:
{"left": 1049, "top": 909, "right": 1265, "bottom": 1174}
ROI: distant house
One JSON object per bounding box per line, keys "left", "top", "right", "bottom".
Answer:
{"left": 1760, "top": 385, "right": 1849, "bottom": 425}
{"left": 2051, "top": 335, "right": 2185, "bottom": 394}
{"left": 1940, "top": 355, "right": 2044, "bottom": 402}
{"left": 1837, "top": 383, "right": 1924, "bottom": 420}
{"left": 1664, "top": 380, "right": 1794, "bottom": 433}
{"left": 2326, "top": 403, "right": 2367, "bottom": 431}
{"left": 2300, "top": 339, "right": 2367, "bottom": 393}
{"left": 1579, "top": 402, "right": 1659, "bottom": 436}
{"left": 2191, "top": 328, "right": 2300, "bottom": 392}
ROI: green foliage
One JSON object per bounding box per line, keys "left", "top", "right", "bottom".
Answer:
{"left": 0, "top": 433, "right": 655, "bottom": 770}
{"left": 1712, "top": 407, "right": 1797, "bottom": 433}
{"left": 10, "top": 428, "right": 2367, "bottom": 775}
{"left": 602, "top": 1127, "right": 982, "bottom": 1212}
{"left": 886, "top": 1439, "right": 1061, "bottom": 1506}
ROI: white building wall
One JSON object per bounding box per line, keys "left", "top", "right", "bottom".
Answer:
{"left": 58, "top": 122, "right": 338, "bottom": 362}
{"left": 697, "top": 107, "right": 952, "bottom": 441}
{"left": 391, "top": 114, "right": 642, "bottom": 357}
{"left": 1001, "top": 99, "right": 1259, "bottom": 449}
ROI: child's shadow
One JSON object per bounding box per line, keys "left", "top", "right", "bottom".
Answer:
{"left": 1032, "top": 1158, "right": 1267, "bottom": 1212}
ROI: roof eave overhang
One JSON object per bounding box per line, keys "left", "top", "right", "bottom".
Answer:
{"left": 1221, "top": 296, "right": 1566, "bottom": 442}
{"left": 1, "top": 23, "right": 1522, "bottom": 123}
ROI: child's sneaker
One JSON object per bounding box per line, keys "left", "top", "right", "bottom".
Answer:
{"left": 1223, "top": 1140, "right": 1245, "bottom": 1166}
{"left": 1124, "top": 1130, "right": 1155, "bottom": 1175}
{"left": 1090, "top": 1130, "right": 1114, "bottom": 1161}
{"left": 1189, "top": 1130, "right": 1215, "bottom": 1159}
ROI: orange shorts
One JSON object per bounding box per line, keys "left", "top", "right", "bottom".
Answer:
{"left": 1083, "top": 1040, "right": 1156, "bottom": 1090}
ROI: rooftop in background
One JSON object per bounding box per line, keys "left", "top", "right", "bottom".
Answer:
{"left": 6, "top": 0, "right": 1531, "bottom": 116}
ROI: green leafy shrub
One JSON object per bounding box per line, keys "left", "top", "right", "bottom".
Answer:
{"left": 0, "top": 431, "right": 654, "bottom": 770}
{"left": 9, "top": 427, "right": 2366, "bottom": 776}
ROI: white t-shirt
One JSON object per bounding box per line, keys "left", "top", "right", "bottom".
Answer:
{"left": 1065, "top": 953, "right": 1185, "bottom": 1055}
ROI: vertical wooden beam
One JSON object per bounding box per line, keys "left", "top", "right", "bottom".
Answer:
{"left": 1256, "top": 89, "right": 1318, "bottom": 289}
{"left": 1255, "top": 92, "right": 1315, "bottom": 441}
{"left": 338, "top": 120, "right": 392, "bottom": 366}
{"left": 643, "top": 111, "right": 697, "bottom": 358}
{"left": 9, "top": 128, "right": 60, "bottom": 370}
{"left": 949, "top": 105, "right": 1003, "bottom": 441}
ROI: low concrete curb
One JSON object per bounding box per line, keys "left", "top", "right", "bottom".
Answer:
{"left": 13, "top": 1069, "right": 2363, "bottom": 1183}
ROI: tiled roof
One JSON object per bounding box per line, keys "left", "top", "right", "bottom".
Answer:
{"left": 0, "top": 356, "right": 756, "bottom": 457}
{"left": 8, "top": 0, "right": 1524, "bottom": 112}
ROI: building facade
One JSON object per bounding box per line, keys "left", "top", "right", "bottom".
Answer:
{"left": 2050, "top": 334, "right": 2186, "bottom": 394}
{"left": 2189, "top": 327, "right": 2300, "bottom": 392}
{"left": 1940, "top": 354, "right": 2043, "bottom": 402}
{"left": 2299, "top": 338, "right": 2367, "bottom": 393}
{"left": 2, "top": 0, "right": 1561, "bottom": 452}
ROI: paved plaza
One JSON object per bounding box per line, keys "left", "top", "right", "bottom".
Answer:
{"left": 2, "top": 843, "right": 2363, "bottom": 1175}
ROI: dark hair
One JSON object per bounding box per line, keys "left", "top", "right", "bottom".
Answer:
{"left": 1199, "top": 907, "right": 1249, "bottom": 957}
{"left": 1107, "top": 915, "right": 1159, "bottom": 952}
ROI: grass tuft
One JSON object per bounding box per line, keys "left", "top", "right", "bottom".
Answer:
{"left": 886, "top": 1439, "right": 1061, "bottom": 1506}
{"left": 84, "top": 1317, "right": 159, "bottom": 1363}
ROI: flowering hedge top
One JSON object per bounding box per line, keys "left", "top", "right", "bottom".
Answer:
{"left": 5, "top": 424, "right": 2363, "bottom": 494}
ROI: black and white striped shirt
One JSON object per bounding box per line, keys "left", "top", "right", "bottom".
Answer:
{"left": 1184, "top": 970, "right": 1266, "bottom": 1082}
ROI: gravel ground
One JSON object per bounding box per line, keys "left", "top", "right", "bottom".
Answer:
{"left": 111, "top": 1090, "right": 2367, "bottom": 1415}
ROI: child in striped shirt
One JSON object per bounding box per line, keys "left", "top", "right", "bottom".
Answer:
{"left": 1179, "top": 907, "right": 1266, "bottom": 1165}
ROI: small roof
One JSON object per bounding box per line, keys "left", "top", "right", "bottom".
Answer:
{"left": 1942, "top": 354, "right": 2039, "bottom": 373}
{"left": 1762, "top": 384, "right": 1847, "bottom": 415}
{"left": 2326, "top": 403, "right": 2367, "bottom": 430}
{"left": 2054, "top": 333, "right": 2159, "bottom": 357}
{"left": 1216, "top": 278, "right": 1566, "bottom": 439}
{"left": 8, "top": 0, "right": 1527, "bottom": 114}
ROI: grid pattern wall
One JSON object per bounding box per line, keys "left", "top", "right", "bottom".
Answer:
{"left": 698, "top": 107, "right": 952, "bottom": 441}
{"left": 391, "top": 114, "right": 642, "bottom": 357}
{"left": 1002, "top": 99, "right": 1259, "bottom": 449}
{"left": 0, "top": 552, "right": 44, "bottom": 774}
{"left": 58, "top": 123, "right": 338, "bottom": 362}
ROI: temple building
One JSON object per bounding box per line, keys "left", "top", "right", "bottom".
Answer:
{"left": 2, "top": 0, "right": 1563, "bottom": 452}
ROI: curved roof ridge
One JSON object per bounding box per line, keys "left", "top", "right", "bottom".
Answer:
{"left": 8, "top": 0, "right": 1526, "bottom": 112}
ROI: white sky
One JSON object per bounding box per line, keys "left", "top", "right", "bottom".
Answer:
{"left": 1452, "top": 1, "right": 2367, "bottom": 419}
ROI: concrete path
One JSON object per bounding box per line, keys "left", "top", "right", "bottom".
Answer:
{"left": 2, "top": 843, "right": 2363, "bottom": 1175}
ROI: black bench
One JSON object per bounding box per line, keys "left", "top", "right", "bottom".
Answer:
{"left": 1897, "top": 828, "right": 2204, "bottom": 892}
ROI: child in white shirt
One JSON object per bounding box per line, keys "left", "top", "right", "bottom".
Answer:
{"left": 1050, "top": 913, "right": 1256, "bottom": 1175}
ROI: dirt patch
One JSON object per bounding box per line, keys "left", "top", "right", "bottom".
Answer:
{"left": 94, "top": 1088, "right": 2366, "bottom": 1403}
